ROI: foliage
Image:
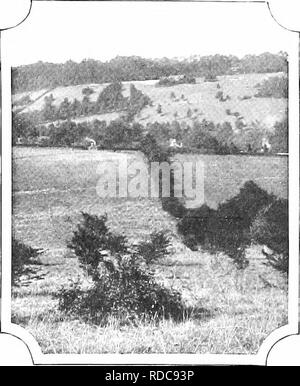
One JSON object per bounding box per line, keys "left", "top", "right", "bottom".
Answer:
{"left": 12, "top": 53, "right": 287, "bottom": 93}
{"left": 136, "top": 231, "right": 171, "bottom": 264}
{"left": 250, "top": 199, "right": 288, "bottom": 273}
{"left": 95, "top": 82, "right": 126, "bottom": 113}
{"left": 12, "top": 238, "right": 42, "bottom": 285}
{"left": 269, "top": 113, "right": 288, "bottom": 153}
{"left": 140, "top": 133, "right": 169, "bottom": 163}
{"left": 156, "top": 74, "right": 196, "bottom": 87}
{"left": 56, "top": 213, "right": 184, "bottom": 323}
{"left": 177, "top": 181, "right": 276, "bottom": 269}
{"left": 82, "top": 87, "right": 95, "bottom": 96}
{"left": 127, "top": 84, "right": 152, "bottom": 118}
{"left": 254, "top": 75, "right": 288, "bottom": 98}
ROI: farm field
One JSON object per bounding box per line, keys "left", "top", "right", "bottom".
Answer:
{"left": 12, "top": 73, "right": 287, "bottom": 130}
{"left": 12, "top": 147, "right": 288, "bottom": 354}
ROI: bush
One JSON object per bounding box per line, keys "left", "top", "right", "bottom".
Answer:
{"left": 56, "top": 213, "right": 185, "bottom": 324}
{"left": 12, "top": 238, "right": 42, "bottom": 285}
{"left": 177, "top": 205, "right": 215, "bottom": 246}
{"left": 140, "top": 133, "right": 169, "bottom": 163}
{"left": 136, "top": 231, "right": 171, "bottom": 264}
{"left": 177, "top": 181, "right": 275, "bottom": 269}
{"left": 254, "top": 75, "right": 288, "bottom": 98}
{"left": 82, "top": 87, "right": 94, "bottom": 96}
{"left": 250, "top": 199, "right": 288, "bottom": 273}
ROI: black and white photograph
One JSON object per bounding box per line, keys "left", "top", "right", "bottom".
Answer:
{"left": 0, "top": 0, "right": 299, "bottom": 366}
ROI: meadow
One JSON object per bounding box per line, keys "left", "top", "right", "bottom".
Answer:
{"left": 12, "top": 147, "right": 288, "bottom": 354}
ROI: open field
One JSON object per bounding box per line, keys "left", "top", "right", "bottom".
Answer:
{"left": 13, "top": 148, "right": 287, "bottom": 248}
{"left": 13, "top": 73, "right": 287, "bottom": 130}
{"left": 12, "top": 147, "right": 288, "bottom": 354}
{"left": 12, "top": 248, "right": 287, "bottom": 354}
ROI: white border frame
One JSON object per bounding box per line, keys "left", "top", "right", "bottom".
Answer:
{"left": 1, "top": 0, "right": 299, "bottom": 366}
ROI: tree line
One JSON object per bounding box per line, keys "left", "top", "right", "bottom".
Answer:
{"left": 12, "top": 53, "right": 287, "bottom": 93}
{"left": 14, "top": 82, "right": 152, "bottom": 127}
{"left": 13, "top": 110, "right": 288, "bottom": 155}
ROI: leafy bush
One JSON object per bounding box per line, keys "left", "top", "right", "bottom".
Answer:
{"left": 254, "top": 75, "right": 288, "bottom": 98}
{"left": 177, "top": 181, "right": 275, "bottom": 269}
{"left": 140, "top": 133, "right": 169, "bottom": 163}
{"left": 136, "top": 231, "right": 171, "bottom": 264}
{"left": 269, "top": 114, "right": 288, "bottom": 153}
{"left": 56, "top": 213, "right": 185, "bottom": 323}
{"left": 12, "top": 238, "right": 42, "bottom": 285}
{"left": 82, "top": 87, "right": 94, "bottom": 96}
{"left": 215, "top": 91, "right": 224, "bottom": 100}
{"left": 177, "top": 205, "right": 215, "bottom": 246}
{"left": 250, "top": 199, "right": 288, "bottom": 273}
{"left": 156, "top": 75, "right": 195, "bottom": 87}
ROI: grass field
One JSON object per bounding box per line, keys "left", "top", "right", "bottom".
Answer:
{"left": 12, "top": 73, "right": 287, "bottom": 130}
{"left": 12, "top": 147, "right": 288, "bottom": 354}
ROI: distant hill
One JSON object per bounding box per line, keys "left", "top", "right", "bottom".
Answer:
{"left": 12, "top": 53, "right": 287, "bottom": 94}
{"left": 13, "top": 72, "right": 287, "bottom": 130}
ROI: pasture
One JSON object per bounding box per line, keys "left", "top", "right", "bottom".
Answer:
{"left": 12, "top": 73, "right": 287, "bottom": 130}
{"left": 12, "top": 147, "right": 288, "bottom": 354}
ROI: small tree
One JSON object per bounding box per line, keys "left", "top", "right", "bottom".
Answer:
{"left": 56, "top": 213, "right": 184, "bottom": 323}
{"left": 82, "top": 87, "right": 94, "bottom": 96}
{"left": 250, "top": 199, "right": 288, "bottom": 273}
{"left": 12, "top": 238, "right": 43, "bottom": 286}
{"left": 42, "top": 94, "right": 56, "bottom": 121}
{"left": 136, "top": 231, "right": 171, "bottom": 265}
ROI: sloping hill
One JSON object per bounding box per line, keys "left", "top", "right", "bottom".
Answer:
{"left": 12, "top": 73, "right": 287, "bottom": 130}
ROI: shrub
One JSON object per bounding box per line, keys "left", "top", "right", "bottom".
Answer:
{"left": 12, "top": 238, "right": 42, "bottom": 285}
{"left": 254, "top": 75, "right": 288, "bottom": 98}
{"left": 215, "top": 91, "right": 224, "bottom": 100}
{"left": 82, "top": 87, "right": 94, "bottom": 96}
{"left": 140, "top": 133, "right": 169, "bottom": 163}
{"left": 269, "top": 114, "right": 288, "bottom": 153}
{"left": 177, "top": 181, "right": 275, "bottom": 269}
{"left": 250, "top": 199, "right": 288, "bottom": 273}
{"left": 136, "top": 231, "right": 171, "bottom": 264}
{"left": 240, "top": 95, "right": 252, "bottom": 100}
{"left": 177, "top": 205, "right": 215, "bottom": 246}
{"left": 56, "top": 213, "right": 185, "bottom": 323}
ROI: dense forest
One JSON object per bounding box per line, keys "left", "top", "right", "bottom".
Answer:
{"left": 12, "top": 52, "right": 287, "bottom": 93}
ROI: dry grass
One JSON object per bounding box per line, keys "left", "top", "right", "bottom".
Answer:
{"left": 11, "top": 147, "right": 288, "bottom": 354}
{"left": 12, "top": 248, "right": 288, "bottom": 354}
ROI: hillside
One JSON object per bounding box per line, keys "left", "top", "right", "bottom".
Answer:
{"left": 13, "top": 73, "right": 287, "bottom": 130}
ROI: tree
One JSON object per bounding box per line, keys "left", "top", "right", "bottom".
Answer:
{"left": 269, "top": 114, "right": 288, "bottom": 153}
{"left": 81, "top": 95, "right": 94, "bottom": 115}
{"left": 42, "top": 94, "right": 56, "bottom": 121}
{"left": 71, "top": 98, "right": 82, "bottom": 117}
{"left": 95, "top": 82, "right": 125, "bottom": 113}
{"left": 58, "top": 97, "right": 72, "bottom": 120}
{"left": 82, "top": 87, "right": 94, "bottom": 96}
{"left": 250, "top": 199, "right": 288, "bottom": 273}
